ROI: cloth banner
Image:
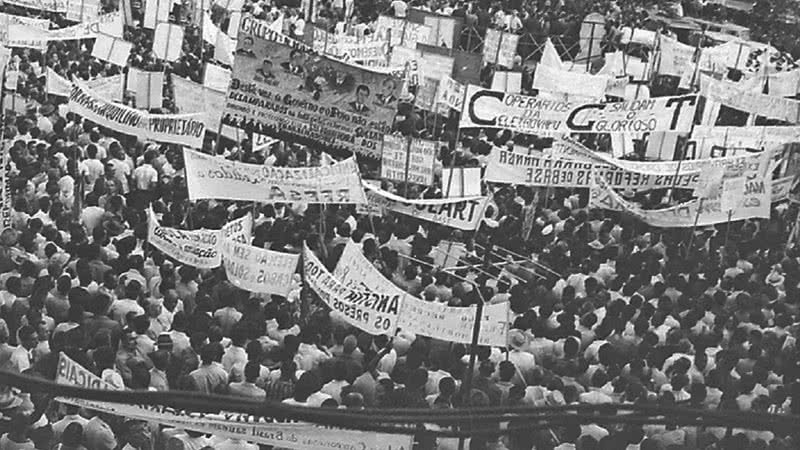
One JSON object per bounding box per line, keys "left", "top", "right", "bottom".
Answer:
{"left": 533, "top": 64, "right": 608, "bottom": 100}
{"left": 389, "top": 46, "right": 454, "bottom": 86}
{"left": 1, "top": 144, "right": 11, "bottom": 229}
{"left": 220, "top": 239, "right": 299, "bottom": 297}
{"left": 540, "top": 38, "right": 565, "bottom": 70}
{"left": 46, "top": 68, "right": 72, "bottom": 97}
{"left": 762, "top": 70, "right": 800, "bottom": 98}
{"left": 692, "top": 125, "right": 800, "bottom": 150}
{"left": 303, "top": 244, "right": 399, "bottom": 335}
{"left": 435, "top": 75, "right": 464, "bottom": 114}
{"left": 375, "top": 16, "right": 431, "bottom": 48}
{"left": 491, "top": 71, "right": 522, "bottom": 93}
{"left": 153, "top": 23, "right": 183, "bottom": 62}
{"left": 5, "top": 25, "right": 47, "bottom": 49}
{"left": 45, "top": 11, "right": 123, "bottom": 41}
{"left": 5, "top": 0, "right": 65, "bottom": 12}
{"left": 55, "top": 353, "right": 414, "bottom": 450}
{"left": 148, "top": 210, "right": 221, "bottom": 269}
{"left": 69, "top": 80, "right": 206, "bottom": 147}
{"left": 483, "top": 29, "right": 519, "bottom": 68}
{"left": 658, "top": 35, "right": 695, "bottom": 77}
{"left": 598, "top": 51, "right": 650, "bottom": 82}
{"left": 66, "top": 0, "right": 100, "bottom": 22}
{"left": 224, "top": 17, "right": 399, "bottom": 159}
{"left": 172, "top": 76, "right": 239, "bottom": 140}
{"left": 334, "top": 241, "right": 509, "bottom": 346}
{"left": 182, "top": 148, "right": 367, "bottom": 203}
{"left": 0, "top": 13, "right": 49, "bottom": 44}
{"left": 143, "top": 0, "right": 171, "bottom": 29}
{"left": 423, "top": 15, "right": 457, "bottom": 48}
{"left": 700, "top": 75, "right": 800, "bottom": 123}
{"left": 460, "top": 84, "right": 697, "bottom": 135}
{"left": 204, "top": 63, "right": 232, "bottom": 93}
{"left": 363, "top": 182, "right": 489, "bottom": 231}
{"left": 307, "top": 26, "right": 389, "bottom": 65}
{"left": 441, "top": 167, "right": 482, "bottom": 197}
{"left": 135, "top": 71, "right": 164, "bottom": 110}
{"left": 91, "top": 33, "right": 132, "bottom": 66}
{"left": 380, "top": 135, "right": 436, "bottom": 185}
{"left": 619, "top": 27, "right": 656, "bottom": 46}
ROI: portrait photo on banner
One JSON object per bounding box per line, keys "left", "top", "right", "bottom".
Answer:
{"left": 223, "top": 18, "right": 401, "bottom": 159}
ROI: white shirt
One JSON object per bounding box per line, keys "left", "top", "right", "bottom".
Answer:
{"left": 132, "top": 163, "right": 158, "bottom": 191}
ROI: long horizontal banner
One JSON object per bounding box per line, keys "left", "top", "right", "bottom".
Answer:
{"left": 148, "top": 210, "right": 222, "bottom": 269}
{"left": 69, "top": 80, "right": 205, "bottom": 147}
{"left": 692, "top": 125, "right": 800, "bottom": 148}
{"left": 56, "top": 353, "right": 413, "bottom": 450}
{"left": 459, "top": 84, "right": 698, "bottom": 135}
{"left": 0, "top": 13, "right": 49, "bottom": 44}
{"left": 363, "top": 182, "right": 490, "bottom": 231}
{"left": 224, "top": 17, "right": 399, "bottom": 159}
{"left": 700, "top": 75, "right": 800, "bottom": 123}
{"left": 303, "top": 244, "right": 399, "bottom": 335}
{"left": 334, "top": 241, "right": 509, "bottom": 346}
{"left": 220, "top": 239, "right": 299, "bottom": 297}
{"left": 47, "top": 69, "right": 123, "bottom": 101}
{"left": 5, "top": 0, "right": 65, "bottom": 12}
{"left": 12, "top": 11, "right": 122, "bottom": 44}
{"left": 182, "top": 148, "right": 367, "bottom": 204}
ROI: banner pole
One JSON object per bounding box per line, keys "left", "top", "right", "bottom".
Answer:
{"left": 444, "top": 86, "right": 470, "bottom": 198}
{"left": 403, "top": 136, "right": 411, "bottom": 198}
{"left": 586, "top": 22, "right": 596, "bottom": 73}
{"left": 724, "top": 209, "right": 733, "bottom": 249}
{"left": 686, "top": 198, "right": 704, "bottom": 257}
{"left": 494, "top": 30, "right": 503, "bottom": 68}
{"left": 456, "top": 279, "right": 486, "bottom": 450}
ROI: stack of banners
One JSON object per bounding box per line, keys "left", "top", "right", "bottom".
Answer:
{"left": 46, "top": 69, "right": 124, "bottom": 101}
{"left": 459, "top": 84, "right": 698, "bottom": 135}
{"left": 224, "top": 17, "right": 400, "bottom": 159}
{"left": 68, "top": 80, "right": 207, "bottom": 147}
{"left": 303, "top": 244, "right": 399, "bottom": 335}
{"left": 42, "top": 11, "right": 123, "bottom": 41}
{"left": 220, "top": 239, "right": 299, "bottom": 297}
{"left": 0, "top": 13, "right": 49, "bottom": 45}
{"left": 182, "top": 148, "right": 367, "bottom": 204}
{"left": 532, "top": 64, "right": 608, "bottom": 100}
{"left": 380, "top": 135, "right": 437, "bottom": 186}
{"left": 334, "top": 241, "right": 509, "bottom": 346}
{"left": 56, "top": 353, "right": 414, "bottom": 450}
{"left": 148, "top": 210, "right": 222, "bottom": 269}
{"left": 5, "top": 0, "right": 66, "bottom": 12}
{"left": 375, "top": 15, "right": 431, "bottom": 48}
{"left": 363, "top": 182, "right": 491, "bottom": 231}
{"left": 658, "top": 35, "right": 696, "bottom": 77}
{"left": 483, "top": 29, "right": 519, "bottom": 68}
{"left": 172, "top": 76, "right": 240, "bottom": 141}
{"left": 435, "top": 76, "right": 464, "bottom": 114}
{"left": 389, "top": 46, "right": 454, "bottom": 85}
{"left": 700, "top": 75, "right": 800, "bottom": 123}
{"left": 66, "top": 0, "right": 100, "bottom": 22}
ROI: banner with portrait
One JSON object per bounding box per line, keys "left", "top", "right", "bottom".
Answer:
{"left": 224, "top": 17, "right": 400, "bottom": 159}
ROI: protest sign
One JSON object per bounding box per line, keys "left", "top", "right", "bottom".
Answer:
{"left": 224, "top": 17, "right": 399, "bottom": 159}
{"left": 658, "top": 35, "right": 696, "bottom": 77}
{"left": 204, "top": 63, "right": 231, "bottom": 93}
{"left": 700, "top": 75, "right": 800, "bottom": 123}
{"left": 414, "top": 76, "right": 439, "bottom": 111}
{"left": 307, "top": 26, "right": 388, "bottom": 65}
{"left": 692, "top": 125, "right": 800, "bottom": 151}
{"left": 135, "top": 71, "right": 164, "bottom": 110}
{"left": 540, "top": 38, "right": 565, "bottom": 70}
{"left": 143, "top": 0, "right": 171, "bottom": 29}
{"left": 91, "top": 33, "right": 132, "bottom": 66}
{"left": 148, "top": 210, "right": 221, "bottom": 269}
{"left": 721, "top": 177, "right": 746, "bottom": 212}
{"left": 363, "top": 182, "right": 489, "bottom": 230}
{"left": 220, "top": 240, "right": 299, "bottom": 297}
{"left": 533, "top": 64, "right": 608, "bottom": 100}
{"left": 69, "top": 80, "right": 206, "bottom": 147}
{"left": 389, "top": 46, "right": 454, "bottom": 86}
{"left": 483, "top": 29, "right": 519, "bottom": 68}
{"left": 221, "top": 213, "right": 253, "bottom": 245}
{"left": 172, "top": 76, "right": 240, "bottom": 141}
{"left": 0, "top": 14, "right": 49, "bottom": 44}
{"left": 597, "top": 51, "right": 651, "bottom": 82}
{"left": 459, "top": 84, "right": 698, "bottom": 135}
{"left": 154, "top": 23, "right": 184, "bottom": 62}
{"left": 46, "top": 68, "right": 72, "bottom": 97}
{"left": 6, "top": 25, "right": 47, "bottom": 49}
{"left": 771, "top": 176, "right": 795, "bottom": 203}
{"left": 375, "top": 16, "right": 431, "bottom": 47}
{"left": 46, "top": 11, "right": 123, "bottom": 41}
{"left": 88, "top": 74, "right": 124, "bottom": 102}
{"left": 5, "top": 0, "right": 66, "bottom": 12}
{"left": 334, "top": 241, "right": 509, "bottom": 346}
{"left": 182, "top": 148, "right": 367, "bottom": 203}
{"left": 491, "top": 71, "right": 522, "bottom": 93}
{"left": 435, "top": 76, "right": 464, "bottom": 114}
{"left": 56, "top": 353, "right": 414, "bottom": 450}
{"left": 441, "top": 167, "right": 482, "bottom": 197}
{"left": 380, "top": 136, "right": 436, "bottom": 186}
{"left": 66, "top": 0, "right": 100, "bottom": 22}
{"left": 336, "top": 40, "right": 389, "bottom": 64}
{"left": 304, "top": 244, "right": 399, "bottom": 335}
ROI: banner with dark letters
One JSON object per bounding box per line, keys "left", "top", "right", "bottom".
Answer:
{"left": 224, "top": 17, "right": 400, "bottom": 159}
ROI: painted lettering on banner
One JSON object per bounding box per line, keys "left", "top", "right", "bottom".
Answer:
{"left": 147, "top": 210, "right": 221, "bottom": 269}
{"left": 303, "top": 244, "right": 399, "bottom": 335}
{"left": 700, "top": 75, "right": 800, "bottom": 123}
{"left": 182, "top": 148, "right": 367, "bottom": 204}
{"left": 220, "top": 239, "right": 298, "bottom": 297}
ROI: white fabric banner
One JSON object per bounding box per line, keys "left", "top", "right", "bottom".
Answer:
{"left": 533, "top": 64, "right": 608, "bottom": 100}
{"left": 220, "top": 240, "right": 299, "bottom": 297}
{"left": 182, "top": 148, "right": 367, "bottom": 204}
{"left": 435, "top": 75, "right": 464, "bottom": 114}
{"left": 203, "top": 63, "right": 231, "bottom": 93}
{"left": 375, "top": 16, "right": 431, "bottom": 48}
{"left": 148, "top": 210, "right": 221, "bottom": 269}
{"left": 363, "top": 182, "right": 489, "bottom": 231}
{"left": 6, "top": 25, "right": 47, "bottom": 49}
{"left": 460, "top": 84, "right": 698, "bottom": 135}
{"left": 692, "top": 125, "right": 800, "bottom": 149}
{"left": 135, "top": 71, "right": 164, "bottom": 110}
{"left": 334, "top": 241, "right": 509, "bottom": 346}
{"left": 69, "top": 80, "right": 206, "bottom": 147}
{"left": 46, "top": 12, "right": 123, "bottom": 41}
{"left": 658, "top": 35, "right": 695, "bottom": 77}
{"left": 700, "top": 75, "right": 800, "bottom": 123}
{"left": 491, "top": 71, "right": 522, "bottom": 93}
{"left": 540, "top": 38, "right": 565, "bottom": 70}
{"left": 0, "top": 13, "right": 49, "bottom": 44}
{"left": 380, "top": 135, "right": 436, "bottom": 186}
{"left": 66, "top": 0, "right": 100, "bottom": 23}
{"left": 143, "top": 0, "right": 171, "bottom": 29}
{"left": 153, "top": 23, "right": 183, "bottom": 62}
{"left": 46, "top": 68, "right": 72, "bottom": 97}
{"left": 5, "top": 0, "right": 65, "bottom": 12}
{"left": 303, "top": 244, "right": 399, "bottom": 335}
{"left": 91, "top": 33, "right": 132, "bottom": 66}
{"left": 483, "top": 29, "right": 519, "bottom": 68}
{"left": 55, "top": 353, "right": 414, "bottom": 450}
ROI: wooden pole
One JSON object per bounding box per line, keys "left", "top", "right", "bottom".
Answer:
{"left": 444, "top": 87, "right": 470, "bottom": 198}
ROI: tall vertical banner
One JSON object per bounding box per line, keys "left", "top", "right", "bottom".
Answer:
{"left": 483, "top": 29, "right": 519, "bottom": 68}
{"left": 153, "top": 23, "right": 183, "bottom": 62}
{"left": 224, "top": 17, "right": 400, "bottom": 159}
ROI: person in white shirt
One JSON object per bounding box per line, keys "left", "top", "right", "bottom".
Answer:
{"left": 81, "top": 144, "right": 106, "bottom": 193}
{"left": 391, "top": 0, "right": 408, "bottom": 17}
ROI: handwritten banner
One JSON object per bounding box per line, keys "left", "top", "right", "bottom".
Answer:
{"left": 483, "top": 29, "right": 519, "bottom": 68}
{"left": 435, "top": 76, "right": 464, "bottom": 114}
{"left": 221, "top": 240, "right": 298, "bottom": 297}
{"left": 56, "top": 353, "right": 413, "bottom": 450}
{"left": 381, "top": 136, "right": 436, "bottom": 186}
{"left": 375, "top": 16, "right": 431, "bottom": 48}
{"left": 700, "top": 75, "right": 800, "bottom": 123}
{"left": 148, "top": 210, "right": 221, "bottom": 269}
{"left": 69, "top": 80, "right": 206, "bottom": 147}
{"left": 5, "top": 0, "right": 66, "bottom": 12}
{"left": 0, "top": 13, "right": 49, "bottom": 44}
{"left": 45, "top": 11, "right": 123, "bottom": 41}
{"left": 303, "top": 244, "right": 399, "bottom": 335}
{"left": 533, "top": 64, "right": 608, "bottom": 100}
{"left": 182, "top": 148, "right": 367, "bottom": 204}
{"left": 460, "top": 84, "right": 698, "bottom": 135}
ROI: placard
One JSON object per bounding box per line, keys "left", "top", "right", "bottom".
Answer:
{"left": 435, "top": 75, "right": 464, "bottom": 114}
{"left": 153, "top": 23, "right": 183, "bottom": 62}
{"left": 148, "top": 210, "right": 221, "bottom": 269}
{"left": 6, "top": 25, "right": 47, "bottom": 49}
{"left": 182, "top": 148, "right": 367, "bottom": 203}
{"left": 143, "top": 0, "right": 170, "bottom": 29}
{"left": 721, "top": 177, "right": 746, "bottom": 211}
{"left": 375, "top": 16, "right": 431, "bottom": 48}
{"left": 91, "top": 33, "right": 132, "bottom": 66}
{"left": 0, "top": 13, "right": 49, "bottom": 44}
{"left": 66, "top": 0, "right": 100, "bottom": 22}
{"left": 220, "top": 239, "right": 299, "bottom": 297}
{"left": 303, "top": 244, "right": 399, "bottom": 335}
{"left": 459, "top": 84, "right": 698, "bottom": 135}
{"left": 483, "top": 29, "right": 519, "bottom": 68}
{"left": 172, "top": 76, "right": 240, "bottom": 141}
{"left": 380, "top": 136, "right": 436, "bottom": 185}
{"left": 441, "top": 167, "right": 482, "bottom": 197}
{"left": 491, "top": 71, "right": 522, "bottom": 93}
{"left": 203, "top": 63, "right": 231, "bottom": 93}
{"left": 533, "top": 64, "right": 607, "bottom": 99}
{"left": 700, "top": 75, "right": 800, "bottom": 123}
{"left": 135, "top": 71, "right": 164, "bottom": 110}
{"left": 5, "top": 0, "right": 65, "bottom": 12}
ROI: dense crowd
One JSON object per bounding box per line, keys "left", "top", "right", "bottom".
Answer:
{"left": 0, "top": 0, "right": 799, "bottom": 450}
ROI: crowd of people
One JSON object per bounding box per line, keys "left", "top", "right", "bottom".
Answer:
{"left": 0, "top": 0, "right": 799, "bottom": 450}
